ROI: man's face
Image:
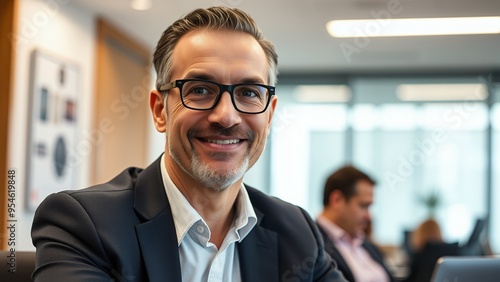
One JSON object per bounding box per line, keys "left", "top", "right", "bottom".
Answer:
{"left": 337, "top": 180, "right": 374, "bottom": 238}
{"left": 158, "top": 29, "right": 277, "bottom": 191}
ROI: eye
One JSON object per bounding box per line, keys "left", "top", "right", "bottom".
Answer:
{"left": 183, "top": 81, "right": 219, "bottom": 97}
{"left": 236, "top": 85, "right": 264, "bottom": 99}
{"left": 188, "top": 86, "right": 211, "bottom": 95}
{"left": 241, "top": 89, "right": 259, "bottom": 97}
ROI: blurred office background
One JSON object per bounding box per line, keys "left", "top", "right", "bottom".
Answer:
{"left": 2, "top": 0, "right": 500, "bottom": 270}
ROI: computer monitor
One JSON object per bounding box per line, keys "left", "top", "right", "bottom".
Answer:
{"left": 431, "top": 256, "right": 500, "bottom": 282}
{"left": 402, "top": 229, "right": 413, "bottom": 255}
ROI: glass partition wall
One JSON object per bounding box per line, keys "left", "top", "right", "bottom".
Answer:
{"left": 268, "top": 74, "right": 497, "bottom": 252}
{"left": 491, "top": 79, "right": 500, "bottom": 253}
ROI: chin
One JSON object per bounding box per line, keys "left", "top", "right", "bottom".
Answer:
{"left": 192, "top": 156, "right": 248, "bottom": 191}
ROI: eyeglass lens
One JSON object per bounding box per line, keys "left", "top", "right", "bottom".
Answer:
{"left": 181, "top": 80, "right": 269, "bottom": 113}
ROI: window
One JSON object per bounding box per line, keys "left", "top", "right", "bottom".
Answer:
{"left": 268, "top": 76, "right": 493, "bottom": 250}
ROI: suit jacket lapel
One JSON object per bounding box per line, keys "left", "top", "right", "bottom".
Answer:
{"left": 362, "top": 241, "right": 380, "bottom": 262}
{"left": 326, "top": 241, "right": 353, "bottom": 281}
{"left": 135, "top": 210, "right": 181, "bottom": 282}
{"left": 318, "top": 225, "right": 354, "bottom": 282}
{"left": 238, "top": 209, "right": 279, "bottom": 282}
{"left": 133, "top": 156, "right": 182, "bottom": 282}
{"left": 362, "top": 241, "right": 394, "bottom": 282}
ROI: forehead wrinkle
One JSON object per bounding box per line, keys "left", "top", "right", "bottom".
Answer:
{"left": 172, "top": 29, "right": 268, "bottom": 84}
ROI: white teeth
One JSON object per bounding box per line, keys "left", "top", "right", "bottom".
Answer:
{"left": 206, "top": 139, "right": 240, "bottom": 144}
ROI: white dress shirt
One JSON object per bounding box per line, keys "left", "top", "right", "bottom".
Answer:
{"left": 317, "top": 216, "right": 389, "bottom": 282}
{"left": 160, "top": 155, "right": 257, "bottom": 282}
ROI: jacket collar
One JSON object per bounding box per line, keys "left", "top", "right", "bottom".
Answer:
{"left": 318, "top": 224, "right": 354, "bottom": 282}
{"left": 238, "top": 206, "right": 279, "bottom": 282}
{"left": 134, "top": 156, "right": 182, "bottom": 282}
{"left": 133, "top": 156, "right": 167, "bottom": 220}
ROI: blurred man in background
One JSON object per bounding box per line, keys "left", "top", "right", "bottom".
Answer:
{"left": 317, "top": 165, "right": 395, "bottom": 282}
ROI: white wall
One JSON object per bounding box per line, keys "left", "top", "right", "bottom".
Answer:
{"left": 8, "top": 0, "right": 96, "bottom": 250}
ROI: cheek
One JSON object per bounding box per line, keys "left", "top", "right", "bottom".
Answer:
{"left": 166, "top": 101, "right": 189, "bottom": 131}
{"left": 348, "top": 205, "right": 362, "bottom": 220}
{"left": 248, "top": 119, "right": 270, "bottom": 153}
{"left": 167, "top": 100, "right": 185, "bottom": 119}
{"left": 253, "top": 117, "right": 271, "bottom": 140}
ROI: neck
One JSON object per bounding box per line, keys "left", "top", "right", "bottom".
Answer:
{"left": 320, "top": 209, "right": 337, "bottom": 225}
{"left": 167, "top": 160, "right": 242, "bottom": 248}
{"left": 190, "top": 185, "right": 240, "bottom": 248}
{"left": 321, "top": 210, "right": 356, "bottom": 238}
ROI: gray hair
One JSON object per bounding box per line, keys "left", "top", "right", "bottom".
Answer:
{"left": 153, "top": 6, "right": 278, "bottom": 91}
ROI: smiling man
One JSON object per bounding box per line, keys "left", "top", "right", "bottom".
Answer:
{"left": 31, "top": 7, "right": 346, "bottom": 282}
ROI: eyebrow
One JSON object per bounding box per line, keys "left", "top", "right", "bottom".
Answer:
{"left": 184, "top": 72, "right": 213, "bottom": 81}
{"left": 183, "top": 72, "right": 266, "bottom": 85}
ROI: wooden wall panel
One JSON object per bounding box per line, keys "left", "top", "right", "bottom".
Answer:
{"left": 92, "top": 19, "right": 151, "bottom": 184}
{"left": 0, "top": 0, "right": 18, "bottom": 249}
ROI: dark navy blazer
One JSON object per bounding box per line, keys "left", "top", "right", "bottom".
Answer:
{"left": 32, "top": 156, "right": 347, "bottom": 282}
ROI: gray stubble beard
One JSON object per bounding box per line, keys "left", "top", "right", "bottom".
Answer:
{"left": 169, "top": 143, "right": 249, "bottom": 192}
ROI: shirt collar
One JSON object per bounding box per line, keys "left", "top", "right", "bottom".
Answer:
{"left": 317, "top": 215, "right": 364, "bottom": 246}
{"left": 233, "top": 184, "right": 257, "bottom": 241}
{"left": 160, "top": 155, "right": 257, "bottom": 245}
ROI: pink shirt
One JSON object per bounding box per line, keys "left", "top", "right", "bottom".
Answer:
{"left": 317, "top": 216, "right": 389, "bottom": 282}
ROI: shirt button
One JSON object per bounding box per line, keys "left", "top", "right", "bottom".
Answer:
{"left": 197, "top": 225, "right": 205, "bottom": 234}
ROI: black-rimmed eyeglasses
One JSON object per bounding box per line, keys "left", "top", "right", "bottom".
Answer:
{"left": 158, "top": 79, "right": 275, "bottom": 114}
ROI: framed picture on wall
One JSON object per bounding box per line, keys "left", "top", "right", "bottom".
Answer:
{"left": 26, "top": 49, "right": 80, "bottom": 211}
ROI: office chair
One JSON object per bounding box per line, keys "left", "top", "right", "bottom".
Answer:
{"left": 0, "top": 250, "right": 35, "bottom": 282}
{"left": 459, "top": 218, "right": 488, "bottom": 256}
{"left": 405, "top": 241, "right": 459, "bottom": 282}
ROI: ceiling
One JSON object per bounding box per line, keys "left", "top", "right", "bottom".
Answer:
{"left": 73, "top": 0, "right": 500, "bottom": 74}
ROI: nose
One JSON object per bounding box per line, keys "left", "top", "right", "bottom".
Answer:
{"left": 365, "top": 210, "right": 372, "bottom": 222}
{"left": 207, "top": 91, "right": 242, "bottom": 128}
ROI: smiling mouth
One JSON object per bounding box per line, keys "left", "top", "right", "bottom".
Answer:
{"left": 202, "top": 138, "right": 242, "bottom": 145}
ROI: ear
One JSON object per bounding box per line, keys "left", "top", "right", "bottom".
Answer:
{"left": 150, "top": 90, "right": 167, "bottom": 133}
{"left": 265, "top": 95, "right": 278, "bottom": 135}
{"left": 329, "top": 190, "right": 345, "bottom": 207}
